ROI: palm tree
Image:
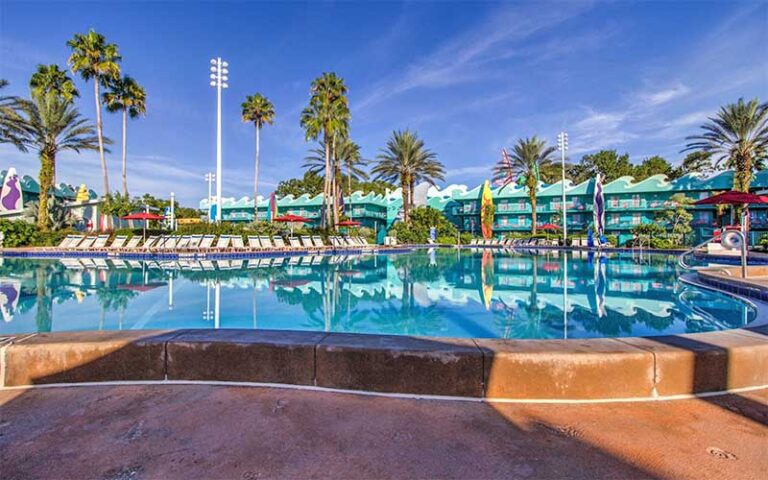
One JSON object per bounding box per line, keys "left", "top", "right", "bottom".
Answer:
{"left": 304, "top": 137, "right": 368, "bottom": 195}
{"left": 493, "top": 136, "right": 558, "bottom": 235}
{"left": 0, "top": 79, "right": 25, "bottom": 149}
{"left": 13, "top": 93, "right": 102, "bottom": 230}
{"left": 241, "top": 93, "right": 275, "bottom": 204}
{"left": 29, "top": 64, "right": 79, "bottom": 103}
{"left": 300, "top": 73, "right": 350, "bottom": 228}
{"left": 372, "top": 129, "right": 444, "bottom": 223}
{"left": 67, "top": 29, "right": 121, "bottom": 195}
{"left": 103, "top": 75, "right": 147, "bottom": 196}
{"left": 685, "top": 98, "right": 768, "bottom": 192}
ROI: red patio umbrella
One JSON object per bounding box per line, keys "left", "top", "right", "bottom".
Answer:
{"left": 121, "top": 212, "right": 165, "bottom": 240}
{"left": 694, "top": 191, "right": 768, "bottom": 205}
{"left": 538, "top": 223, "right": 561, "bottom": 230}
{"left": 336, "top": 220, "right": 361, "bottom": 227}
{"left": 695, "top": 191, "right": 768, "bottom": 235}
{"left": 272, "top": 214, "right": 312, "bottom": 236}
{"left": 537, "top": 223, "right": 561, "bottom": 242}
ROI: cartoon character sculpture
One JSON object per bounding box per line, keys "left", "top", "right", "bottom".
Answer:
{"left": 75, "top": 184, "right": 90, "bottom": 203}
{"left": 0, "top": 168, "right": 22, "bottom": 213}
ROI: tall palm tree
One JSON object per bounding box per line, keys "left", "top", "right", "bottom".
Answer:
{"left": 0, "top": 79, "right": 25, "bottom": 149}
{"left": 29, "top": 64, "right": 79, "bottom": 103}
{"left": 372, "top": 129, "right": 444, "bottom": 223}
{"left": 493, "top": 136, "right": 558, "bottom": 235}
{"left": 241, "top": 93, "right": 275, "bottom": 205}
{"left": 103, "top": 75, "right": 147, "bottom": 196}
{"left": 304, "top": 137, "right": 368, "bottom": 195}
{"left": 685, "top": 98, "right": 768, "bottom": 192}
{"left": 300, "top": 72, "right": 350, "bottom": 228}
{"left": 67, "top": 29, "right": 121, "bottom": 195}
{"left": 13, "top": 93, "right": 102, "bottom": 230}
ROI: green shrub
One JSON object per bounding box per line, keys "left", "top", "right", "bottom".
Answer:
{"left": 0, "top": 219, "right": 38, "bottom": 247}
{"left": 388, "top": 206, "right": 458, "bottom": 244}
{"left": 28, "top": 229, "right": 74, "bottom": 247}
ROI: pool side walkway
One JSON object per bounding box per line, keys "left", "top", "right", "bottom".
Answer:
{"left": 1, "top": 384, "right": 765, "bottom": 479}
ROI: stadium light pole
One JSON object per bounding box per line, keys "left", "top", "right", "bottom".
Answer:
{"left": 557, "top": 132, "right": 569, "bottom": 244}
{"left": 209, "top": 57, "right": 229, "bottom": 223}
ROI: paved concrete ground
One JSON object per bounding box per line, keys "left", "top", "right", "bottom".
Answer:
{"left": 1, "top": 385, "right": 766, "bottom": 480}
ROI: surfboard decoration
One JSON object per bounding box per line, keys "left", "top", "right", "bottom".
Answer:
{"left": 480, "top": 249, "right": 494, "bottom": 311}
{"left": 0, "top": 168, "right": 23, "bottom": 213}
{"left": 480, "top": 180, "right": 494, "bottom": 240}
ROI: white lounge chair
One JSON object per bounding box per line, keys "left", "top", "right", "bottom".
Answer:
{"left": 259, "top": 236, "right": 273, "bottom": 249}
{"left": 186, "top": 235, "right": 203, "bottom": 250}
{"left": 198, "top": 235, "right": 216, "bottom": 250}
{"left": 213, "top": 235, "right": 231, "bottom": 250}
{"left": 76, "top": 236, "right": 98, "bottom": 250}
{"left": 108, "top": 235, "right": 128, "bottom": 250}
{"left": 247, "top": 236, "right": 261, "bottom": 249}
{"left": 142, "top": 235, "right": 160, "bottom": 250}
{"left": 123, "top": 236, "right": 142, "bottom": 250}
{"left": 289, "top": 237, "right": 302, "bottom": 248}
{"left": 272, "top": 236, "right": 286, "bottom": 249}
{"left": 312, "top": 236, "right": 325, "bottom": 248}
{"left": 231, "top": 235, "right": 246, "bottom": 250}
{"left": 300, "top": 235, "right": 314, "bottom": 248}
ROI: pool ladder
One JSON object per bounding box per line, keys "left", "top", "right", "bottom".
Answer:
{"left": 678, "top": 232, "right": 747, "bottom": 278}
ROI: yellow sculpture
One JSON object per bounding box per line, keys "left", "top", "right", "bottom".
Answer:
{"left": 75, "top": 184, "right": 90, "bottom": 202}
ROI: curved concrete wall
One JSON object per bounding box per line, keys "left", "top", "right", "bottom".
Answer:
{"left": 2, "top": 327, "right": 766, "bottom": 400}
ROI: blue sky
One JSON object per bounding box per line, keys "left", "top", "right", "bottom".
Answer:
{"left": 1, "top": 0, "right": 766, "bottom": 205}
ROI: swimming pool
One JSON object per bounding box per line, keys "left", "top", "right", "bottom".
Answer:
{"left": 0, "top": 249, "right": 755, "bottom": 339}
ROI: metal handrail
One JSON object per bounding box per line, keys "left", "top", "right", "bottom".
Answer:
{"left": 679, "top": 232, "right": 748, "bottom": 278}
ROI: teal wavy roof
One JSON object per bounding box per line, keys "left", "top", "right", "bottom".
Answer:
{"left": 0, "top": 169, "right": 91, "bottom": 199}
{"left": 603, "top": 174, "right": 672, "bottom": 194}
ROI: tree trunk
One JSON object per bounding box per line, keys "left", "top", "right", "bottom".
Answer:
{"left": 121, "top": 108, "right": 128, "bottom": 196}
{"left": 94, "top": 80, "right": 109, "bottom": 195}
{"left": 530, "top": 192, "right": 537, "bottom": 235}
{"left": 402, "top": 175, "right": 410, "bottom": 223}
{"left": 323, "top": 133, "right": 331, "bottom": 229}
{"left": 331, "top": 135, "right": 339, "bottom": 228}
{"left": 37, "top": 151, "right": 53, "bottom": 231}
{"left": 254, "top": 125, "right": 260, "bottom": 212}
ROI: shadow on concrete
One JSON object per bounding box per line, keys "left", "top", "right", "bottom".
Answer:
{"left": 641, "top": 332, "right": 768, "bottom": 428}
{"left": 0, "top": 331, "right": 666, "bottom": 479}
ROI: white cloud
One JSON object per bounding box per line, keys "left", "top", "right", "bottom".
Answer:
{"left": 357, "top": 2, "right": 594, "bottom": 110}
{"left": 637, "top": 83, "right": 690, "bottom": 106}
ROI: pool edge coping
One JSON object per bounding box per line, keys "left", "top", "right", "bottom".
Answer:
{"left": 1, "top": 324, "right": 766, "bottom": 401}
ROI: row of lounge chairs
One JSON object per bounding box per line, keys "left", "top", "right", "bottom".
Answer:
{"left": 50, "top": 233, "right": 375, "bottom": 253}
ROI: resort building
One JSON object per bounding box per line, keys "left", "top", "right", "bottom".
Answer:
{"left": 203, "top": 170, "right": 768, "bottom": 245}
{"left": 0, "top": 167, "right": 102, "bottom": 229}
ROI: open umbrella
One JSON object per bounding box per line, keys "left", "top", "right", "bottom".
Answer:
{"left": 336, "top": 220, "right": 362, "bottom": 236}
{"left": 538, "top": 223, "right": 561, "bottom": 241}
{"left": 694, "top": 191, "right": 768, "bottom": 205}
{"left": 695, "top": 191, "right": 768, "bottom": 236}
{"left": 272, "top": 214, "right": 312, "bottom": 237}
{"left": 121, "top": 212, "right": 165, "bottom": 240}
{"left": 336, "top": 220, "right": 361, "bottom": 227}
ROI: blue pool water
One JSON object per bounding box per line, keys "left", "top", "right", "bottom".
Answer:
{"left": 0, "top": 249, "right": 755, "bottom": 339}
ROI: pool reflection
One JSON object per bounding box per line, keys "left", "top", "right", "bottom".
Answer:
{"left": 0, "top": 249, "right": 755, "bottom": 338}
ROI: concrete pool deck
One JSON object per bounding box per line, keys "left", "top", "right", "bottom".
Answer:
{"left": 0, "top": 383, "right": 765, "bottom": 479}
